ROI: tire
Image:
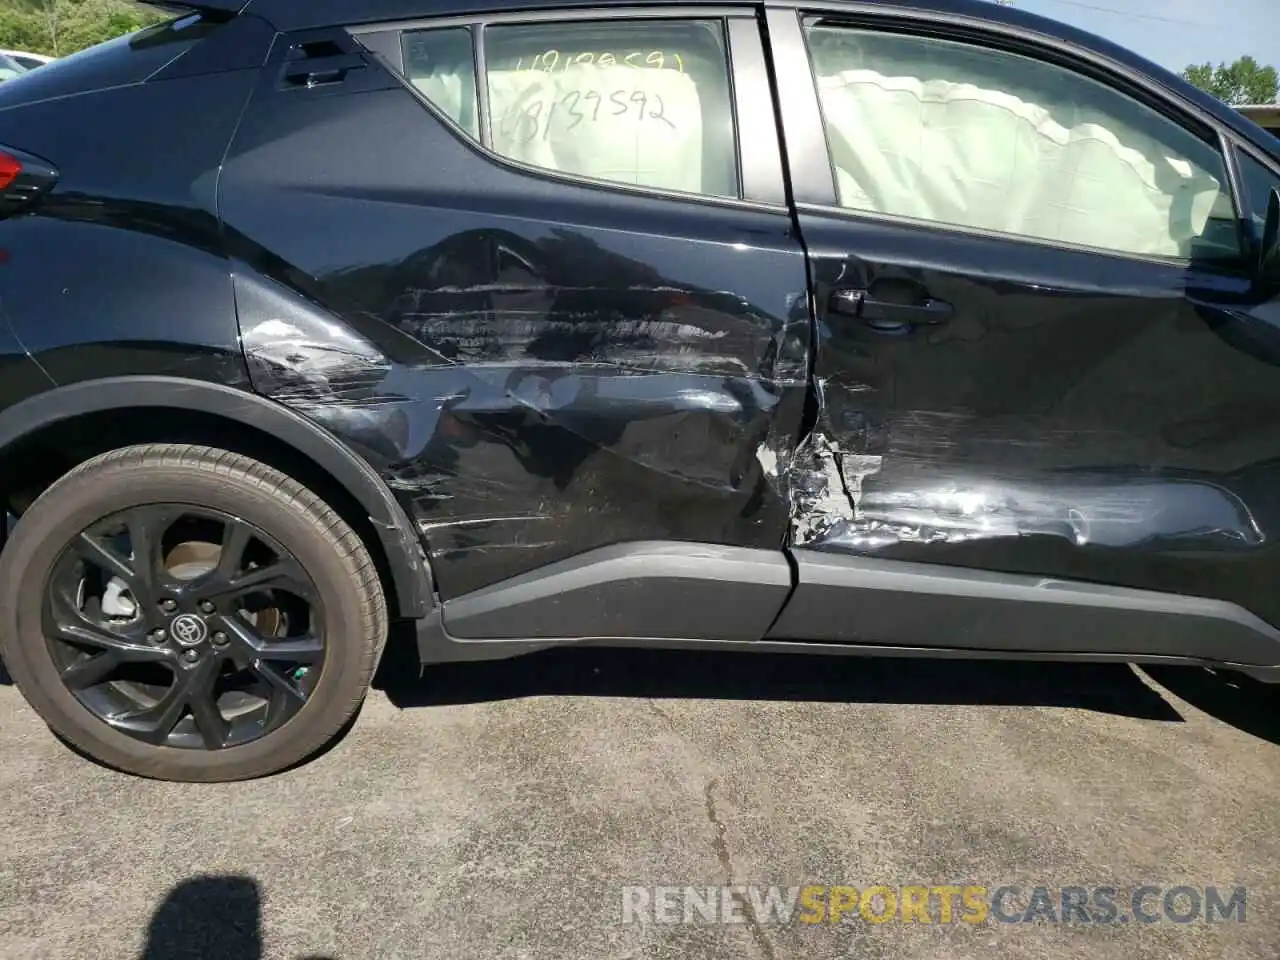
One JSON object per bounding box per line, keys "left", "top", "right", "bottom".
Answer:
{"left": 0, "top": 443, "right": 388, "bottom": 782}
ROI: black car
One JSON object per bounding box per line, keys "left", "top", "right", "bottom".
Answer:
{"left": 0, "top": 0, "right": 1277, "bottom": 782}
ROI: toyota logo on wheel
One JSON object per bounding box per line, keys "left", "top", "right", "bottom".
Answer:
{"left": 170, "top": 614, "right": 208, "bottom": 648}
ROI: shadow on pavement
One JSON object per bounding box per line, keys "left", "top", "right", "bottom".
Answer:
{"left": 141, "top": 875, "right": 336, "bottom": 960}
{"left": 4, "top": 634, "right": 1277, "bottom": 753}
{"left": 375, "top": 638, "right": 1189, "bottom": 721}
{"left": 142, "top": 876, "right": 263, "bottom": 960}
{"left": 1142, "top": 664, "right": 1280, "bottom": 744}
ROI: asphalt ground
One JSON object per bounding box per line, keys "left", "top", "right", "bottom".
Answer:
{"left": 0, "top": 643, "right": 1277, "bottom": 960}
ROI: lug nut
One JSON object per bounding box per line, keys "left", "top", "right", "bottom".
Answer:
{"left": 212, "top": 632, "right": 228, "bottom": 646}
{"left": 199, "top": 600, "right": 215, "bottom": 614}
{"left": 183, "top": 649, "right": 200, "bottom": 662}
{"left": 160, "top": 599, "right": 177, "bottom": 614}
{"left": 150, "top": 628, "right": 167, "bottom": 644}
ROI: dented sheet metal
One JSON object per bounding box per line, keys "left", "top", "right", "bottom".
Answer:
{"left": 791, "top": 408, "right": 1264, "bottom": 552}
{"left": 792, "top": 158, "right": 1280, "bottom": 624}
{"left": 236, "top": 222, "right": 811, "bottom": 601}
{"left": 789, "top": 351, "right": 1280, "bottom": 640}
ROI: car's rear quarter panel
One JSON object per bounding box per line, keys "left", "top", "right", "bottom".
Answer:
{"left": 0, "top": 27, "right": 262, "bottom": 389}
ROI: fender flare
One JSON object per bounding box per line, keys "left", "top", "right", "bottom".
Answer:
{"left": 0, "top": 376, "right": 433, "bottom": 619}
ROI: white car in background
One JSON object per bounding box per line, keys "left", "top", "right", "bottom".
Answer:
{"left": 0, "top": 54, "right": 27, "bottom": 82}
{"left": 0, "top": 50, "right": 52, "bottom": 71}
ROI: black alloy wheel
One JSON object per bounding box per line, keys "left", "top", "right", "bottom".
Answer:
{"left": 46, "top": 505, "right": 326, "bottom": 751}
{"left": 0, "top": 444, "right": 387, "bottom": 781}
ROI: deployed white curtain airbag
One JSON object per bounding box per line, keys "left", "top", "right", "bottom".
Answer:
{"left": 487, "top": 65, "right": 705, "bottom": 193}
{"left": 815, "top": 66, "right": 1226, "bottom": 257}
{"left": 413, "top": 73, "right": 477, "bottom": 138}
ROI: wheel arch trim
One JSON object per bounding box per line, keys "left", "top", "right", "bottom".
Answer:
{"left": 0, "top": 376, "right": 433, "bottom": 619}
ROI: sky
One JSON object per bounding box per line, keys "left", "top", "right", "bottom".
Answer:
{"left": 1014, "top": 0, "right": 1278, "bottom": 75}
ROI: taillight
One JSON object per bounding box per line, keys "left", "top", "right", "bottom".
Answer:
{"left": 0, "top": 144, "right": 58, "bottom": 218}
{"left": 0, "top": 152, "right": 20, "bottom": 191}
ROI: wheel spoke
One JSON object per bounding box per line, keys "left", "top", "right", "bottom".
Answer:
{"left": 104, "top": 656, "right": 226, "bottom": 747}
{"left": 106, "top": 687, "right": 188, "bottom": 745}
{"left": 51, "top": 624, "right": 172, "bottom": 663}
{"left": 184, "top": 659, "right": 231, "bottom": 750}
{"left": 218, "top": 612, "right": 323, "bottom": 663}
{"left": 215, "top": 519, "right": 254, "bottom": 579}
{"left": 124, "top": 506, "right": 175, "bottom": 594}
{"left": 220, "top": 617, "right": 319, "bottom": 714}
{"left": 73, "top": 532, "right": 136, "bottom": 583}
{"left": 206, "top": 559, "right": 315, "bottom": 602}
{"left": 217, "top": 612, "right": 266, "bottom": 654}
{"left": 60, "top": 651, "right": 123, "bottom": 690}
{"left": 46, "top": 588, "right": 172, "bottom": 664}
{"left": 259, "top": 680, "right": 306, "bottom": 734}
{"left": 251, "top": 659, "right": 308, "bottom": 703}
{"left": 257, "top": 635, "right": 324, "bottom": 663}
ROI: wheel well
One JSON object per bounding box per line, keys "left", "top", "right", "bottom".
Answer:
{"left": 0, "top": 406, "right": 404, "bottom": 616}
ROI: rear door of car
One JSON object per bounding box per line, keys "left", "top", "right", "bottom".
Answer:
{"left": 219, "top": 6, "right": 812, "bottom": 638}
{"left": 762, "top": 3, "right": 1280, "bottom": 655}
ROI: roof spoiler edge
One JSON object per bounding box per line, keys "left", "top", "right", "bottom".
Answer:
{"left": 136, "top": 0, "right": 248, "bottom": 21}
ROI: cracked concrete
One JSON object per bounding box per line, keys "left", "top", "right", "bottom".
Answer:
{"left": 703, "top": 779, "right": 779, "bottom": 960}
{"left": 0, "top": 649, "right": 1278, "bottom": 960}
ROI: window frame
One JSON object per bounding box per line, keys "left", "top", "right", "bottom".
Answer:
{"left": 349, "top": 7, "right": 788, "bottom": 210}
{"left": 1227, "top": 139, "right": 1280, "bottom": 256}
{"left": 766, "top": 3, "right": 1256, "bottom": 272}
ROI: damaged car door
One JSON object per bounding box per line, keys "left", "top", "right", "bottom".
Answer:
{"left": 764, "top": 8, "right": 1280, "bottom": 654}
{"left": 220, "top": 10, "right": 812, "bottom": 640}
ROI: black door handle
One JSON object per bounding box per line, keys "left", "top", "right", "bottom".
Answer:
{"left": 830, "top": 289, "right": 953, "bottom": 327}
{"left": 862, "top": 295, "right": 953, "bottom": 325}
{"left": 281, "top": 53, "right": 367, "bottom": 88}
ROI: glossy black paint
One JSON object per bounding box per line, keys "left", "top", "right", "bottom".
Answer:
{"left": 1, "top": 0, "right": 1280, "bottom": 672}
{"left": 0, "top": 33, "right": 262, "bottom": 387}
{"left": 0, "top": 318, "right": 52, "bottom": 410}
{"left": 0, "top": 18, "right": 218, "bottom": 110}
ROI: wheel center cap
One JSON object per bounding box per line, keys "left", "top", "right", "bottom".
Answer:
{"left": 170, "top": 614, "right": 209, "bottom": 648}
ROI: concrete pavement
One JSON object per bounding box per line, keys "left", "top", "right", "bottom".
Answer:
{"left": 0, "top": 647, "right": 1277, "bottom": 960}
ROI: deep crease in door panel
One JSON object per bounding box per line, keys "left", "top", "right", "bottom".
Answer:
{"left": 787, "top": 249, "right": 1280, "bottom": 627}
{"left": 218, "top": 48, "right": 814, "bottom": 600}
{"left": 235, "top": 221, "right": 813, "bottom": 601}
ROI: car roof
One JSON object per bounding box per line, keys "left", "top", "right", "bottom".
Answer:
{"left": 239, "top": 0, "right": 1124, "bottom": 44}
{"left": 234, "top": 0, "right": 1271, "bottom": 154}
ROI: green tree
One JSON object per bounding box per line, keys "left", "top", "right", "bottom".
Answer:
{"left": 0, "top": 0, "right": 166, "bottom": 59}
{"left": 1182, "top": 56, "right": 1280, "bottom": 106}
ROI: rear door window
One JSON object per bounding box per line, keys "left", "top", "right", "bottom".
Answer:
{"left": 390, "top": 17, "right": 741, "bottom": 200}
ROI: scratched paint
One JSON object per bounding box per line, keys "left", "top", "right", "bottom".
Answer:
{"left": 239, "top": 261, "right": 1273, "bottom": 607}
{"left": 240, "top": 316, "right": 393, "bottom": 407}
{"left": 791, "top": 387, "right": 1266, "bottom": 555}
{"left": 236, "top": 227, "right": 810, "bottom": 600}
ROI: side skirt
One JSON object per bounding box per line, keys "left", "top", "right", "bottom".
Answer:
{"left": 413, "top": 542, "right": 1280, "bottom": 683}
